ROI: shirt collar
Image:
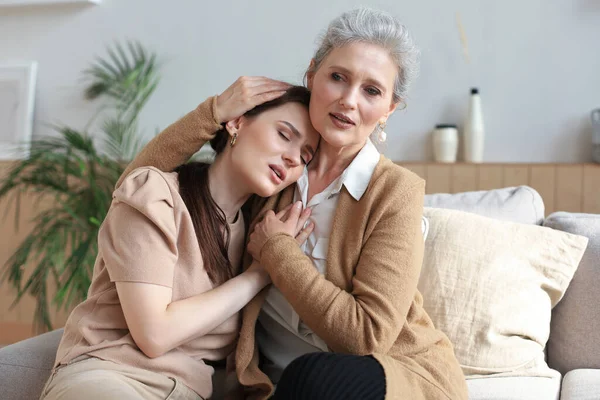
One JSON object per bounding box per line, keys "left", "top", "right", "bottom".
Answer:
{"left": 295, "top": 138, "right": 381, "bottom": 203}
{"left": 296, "top": 166, "right": 309, "bottom": 205}
{"left": 340, "top": 138, "right": 381, "bottom": 201}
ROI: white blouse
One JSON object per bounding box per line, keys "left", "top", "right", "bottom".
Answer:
{"left": 256, "top": 139, "right": 381, "bottom": 382}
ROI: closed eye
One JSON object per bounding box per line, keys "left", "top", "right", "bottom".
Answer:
{"left": 301, "top": 152, "right": 311, "bottom": 165}
{"left": 278, "top": 131, "right": 290, "bottom": 141}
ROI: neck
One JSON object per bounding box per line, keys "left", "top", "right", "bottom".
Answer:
{"left": 310, "top": 140, "right": 365, "bottom": 180}
{"left": 207, "top": 155, "right": 251, "bottom": 223}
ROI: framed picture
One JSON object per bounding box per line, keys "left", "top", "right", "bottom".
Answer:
{"left": 0, "top": 62, "right": 37, "bottom": 160}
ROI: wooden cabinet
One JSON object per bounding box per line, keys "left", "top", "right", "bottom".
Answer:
{"left": 1, "top": 161, "right": 599, "bottom": 344}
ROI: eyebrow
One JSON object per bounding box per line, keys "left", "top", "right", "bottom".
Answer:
{"left": 281, "top": 121, "right": 301, "bottom": 138}
{"left": 280, "top": 120, "right": 316, "bottom": 156}
{"left": 329, "top": 65, "right": 386, "bottom": 92}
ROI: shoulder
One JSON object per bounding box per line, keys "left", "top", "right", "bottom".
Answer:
{"left": 369, "top": 156, "right": 425, "bottom": 198}
{"left": 113, "top": 166, "right": 179, "bottom": 211}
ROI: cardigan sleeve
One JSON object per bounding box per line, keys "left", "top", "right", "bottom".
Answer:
{"left": 259, "top": 178, "right": 426, "bottom": 355}
{"left": 116, "top": 96, "right": 222, "bottom": 188}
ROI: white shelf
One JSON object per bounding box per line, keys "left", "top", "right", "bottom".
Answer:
{"left": 0, "top": 0, "right": 100, "bottom": 6}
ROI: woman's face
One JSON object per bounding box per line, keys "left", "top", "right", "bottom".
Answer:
{"left": 307, "top": 42, "right": 398, "bottom": 150}
{"left": 227, "top": 103, "right": 319, "bottom": 197}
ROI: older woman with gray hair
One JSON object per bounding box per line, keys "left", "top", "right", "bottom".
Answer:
{"left": 118, "top": 7, "right": 468, "bottom": 400}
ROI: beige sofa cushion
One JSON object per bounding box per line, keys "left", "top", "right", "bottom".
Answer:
{"left": 418, "top": 208, "right": 588, "bottom": 379}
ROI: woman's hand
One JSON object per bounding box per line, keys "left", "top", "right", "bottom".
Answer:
{"left": 247, "top": 201, "right": 313, "bottom": 262}
{"left": 216, "top": 76, "right": 291, "bottom": 123}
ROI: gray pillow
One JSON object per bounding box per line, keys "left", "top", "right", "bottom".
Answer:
{"left": 425, "top": 185, "right": 545, "bottom": 225}
{"left": 544, "top": 212, "right": 600, "bottom": 374}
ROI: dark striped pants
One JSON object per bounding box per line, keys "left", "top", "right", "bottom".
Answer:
{"left": 272, "top": 352, "right": 386, "bottom": 400}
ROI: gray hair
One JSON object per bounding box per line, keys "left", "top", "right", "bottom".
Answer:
{"left": 306, "top": 7, "right": 420, "bottom": 103}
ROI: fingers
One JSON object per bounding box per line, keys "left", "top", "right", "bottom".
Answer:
{"left": 218, "top": 77, "right": 290, "bottom": 123}
{"left": 248, "top": 82, "right": 289, "bottom": 105}
{"left": 240, "top": 76, "right": 290, "bottom": 105}
{"left": 295, "top": 221, "right": 314, "bottom": 245}
{"left": 237, "top": 77, "right": 289, "bottom": 97}
{"left": 295, "top": 207, "right": 312, "bottom": 234}
{"left": 256, "top": 90, "right": 287, "bottom": 104}
{"left": 263, "top": 210, "right": 276, "bottom": 221}
{"left": 249, "top": 81, "right": 290, "bottom": 94}
{"left": 275, "top": 203, "right": 293, "bottom": 220}
{"left": 285, "top": 201, "right": 303, "bottom": 228}
{"left": 239, "top": 76, "right": 290, "bottom": 89}
{"left": 276, "top": 202, "right": 311, "bottom": 234}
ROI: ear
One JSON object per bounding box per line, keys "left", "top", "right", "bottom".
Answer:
{"left": 225, "top": 116, "right": 244, "bottom": 137}
{"left": 306, "top": 59, "right": 317, "bottom": 90}
{"left": 384, "top": 101, "right": 399, "bottom": 119}
{"left": 378, "top": 101, "right": 399, "bottom": 128}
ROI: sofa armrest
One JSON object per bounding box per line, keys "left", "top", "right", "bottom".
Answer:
{"left": 467, "top": 376, "right": 560, "bottom": 400}
{"left": 0, "top": 329, "right": 63, "bottom": 400}
{"left": 561, "top": 369, "right": 600, "bottom": 400}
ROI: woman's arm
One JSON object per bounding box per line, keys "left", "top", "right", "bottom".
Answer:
{"left": 116, "top": 77, "right": 290, "bottom": 188}
{"left": 104, "top": 168, "right": 270, "bottom": 358}
{"left": 249, "top": 178, "right": 426, "bottom": 356}
{"left": 116, "top": 262, "right": 269, "bottom": 359}
{"left": 115, "top": 96, "right": 222, "bottom": 188}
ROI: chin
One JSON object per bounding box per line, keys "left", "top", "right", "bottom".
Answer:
{"left": 320, "top": 129, "right": 352, "bottom": 148}
{"left": 256, "top": 188, "right": 275, "bottom": 198}
{"left": 253, "top": 180, "right": 278, "bottom": 198}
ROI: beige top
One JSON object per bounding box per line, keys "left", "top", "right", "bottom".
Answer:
{"left": 54, "top": 166, "right": 245, "bottom": 399}
{"left": 117, "top": 97, "right": 469, "bottom": 400}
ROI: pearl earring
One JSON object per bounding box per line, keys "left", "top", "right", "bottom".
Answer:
{"left": 377, "top": 122, "right": 387, "bottom": 143}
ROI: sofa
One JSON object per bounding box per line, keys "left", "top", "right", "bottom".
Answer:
{"left": 1, "top": 185, "right": 599, "bottom": 400}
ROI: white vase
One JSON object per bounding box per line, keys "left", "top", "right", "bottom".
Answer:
{"left": 432, "top": 124, "right": 458, "bottom": 163}
{"left": 463, "top": 88, "right": 485, "bottom": 163}
{"left": 592, "top": 109, "right": 600, "bottom": 163}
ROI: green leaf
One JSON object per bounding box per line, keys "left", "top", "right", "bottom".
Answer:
{"left": 0, "top": 40, "right": 160, "bottom": 332}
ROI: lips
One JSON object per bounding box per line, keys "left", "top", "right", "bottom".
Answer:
{"left": 269, "top": 164, "right": 287, "bottom": 183}
{"left": 330, "top": 112, "right": 355, "bottom": 125}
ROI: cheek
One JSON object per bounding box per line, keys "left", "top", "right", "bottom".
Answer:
{"left": 311, "top": 75, "right": 339, "bottom": 106}
{"left": 360, "top": 106, "right": 380, "bottom": 125}
{"left": 309, "top": 82, "right": 334, "bottom": 127}
{"left": 241, "top": 129, "right": 287, "bottom": 162}
{"left": 309, "top": 100, "right": 322, "bottom": 128}
{"left": 361, "top": 102, "right": 390, "bottom": 126}
{"left": 285, "top": 166, "right": 304, "bottom": 185}
{"left": 238, "top": 127, "right": 269, "bottom": 152}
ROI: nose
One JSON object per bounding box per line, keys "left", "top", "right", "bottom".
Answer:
{"left": 339, "top": 86, "right": 359, "bottom": 110}
{"left": 283, "top": 146, "right": 302, "bottom": 169}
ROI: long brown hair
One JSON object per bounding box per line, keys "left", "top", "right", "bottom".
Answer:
{"left": 175, "top": 86, "right": 311, "bottom": 285}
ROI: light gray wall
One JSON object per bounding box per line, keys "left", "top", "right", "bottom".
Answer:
{"left": 1, "top": 0, "right": 599, "bottom": 162}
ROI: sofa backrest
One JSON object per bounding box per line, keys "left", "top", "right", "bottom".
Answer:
{"left": 424, "top": 185, "right": 545, "bottom": 225}
{"left": 543, "top": 212, "right": 600, "bottom": 374}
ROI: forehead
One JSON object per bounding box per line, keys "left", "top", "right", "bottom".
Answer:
{"left": 323, "top": 42, "right": 397, "bottom": 86}
{"left": 259, "top": 102, "right": 319, "bottom": 145}
{"left": 258, "top": 102, "right": 309, "bottom": 126}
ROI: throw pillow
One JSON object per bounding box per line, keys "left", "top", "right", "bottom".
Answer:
{"left": 418, "top": 207, "right": 588, "bottom": 379}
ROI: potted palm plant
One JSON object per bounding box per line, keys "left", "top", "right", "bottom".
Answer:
{"left": 0, "top": 41, "right": 160, "bottom": 332}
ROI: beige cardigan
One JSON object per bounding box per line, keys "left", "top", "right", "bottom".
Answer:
{"left": 118, "top": 97, "right": 468, "bottom": 400}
